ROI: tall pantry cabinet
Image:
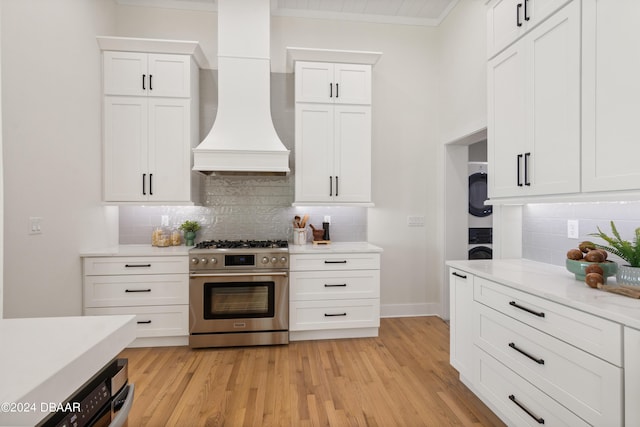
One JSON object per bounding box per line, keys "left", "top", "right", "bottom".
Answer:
{"left": 98, "top": 37, "right": 205, "bottom": 204}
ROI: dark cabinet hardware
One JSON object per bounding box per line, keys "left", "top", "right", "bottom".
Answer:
{"left": 509, "top": 342, "right": 545, "bottom": 364}
{"left": 125, "top": 264, "right": 152, "bottom": 268}
{"left": 149, "top": 74, "right": 153, "bottom": 91}
{"left": 137, "top": 320, "right": 152, "bottom": 324}
{"left": 524, "top": 152, "right": 531, "bottom": 186}
{"left": 452, "top": 272, "right": 467, "bottom": 279}
{"left": 324, "top": 313, "right": 347, "bottom": 317}
{"left": 142, "top": 173, "right": 147, "bottom": 195}
{"left": 509, "top": 300, "right": 546, "bottom": 318}
{"left": 125, "top": 289, "right": 152, "bottom": 293}
{"left": 142, "top": 74, "right": 146, "bottom": 90}
{"left": 517, "top": 3, "right": 523, "bottom": 27}
{"left": 517, "top": 154, "right": 523, "bottom": 187}
{"left": 329, "top": 176, "right": 333, "bottom": 196}
{"left": 324, "top": 283, "right": 347, "bottom": 287}
{"left": 330, "top": 83, "right": 333, "bottom": 98}
{"left": 524, "top": 0, "right": 530, "bottom": 21}
{"left": 509, "top": 395, "right": 545, "bottom": 424}
{"left": 336, "top": 83, "right": 339, "bottom": 98}
{"left": 149, "top": 173, "right": 153, "bottom": 195}
{"left": 335, "top": 176, "right": 339, "bottom": 196}
{"left": 324, "top": 260, "right": 347, "bottom": 264}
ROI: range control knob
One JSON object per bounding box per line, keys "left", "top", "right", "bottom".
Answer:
{"left": 210, "top": 257, "right": 218, "bottom": 264}
{"left": 261, "top": 257, "right": 269, "bottom": 264}
{"left": 200, "top": 258, "right": 208, "bottom": 265}
{"left": 271, "top": 257, "right": 278, "bottom": 264}
{"left": 191, "top": 258, "right": 199, "bottom": 265}
{"left": 280, "top": 257, "right": 288, "bottom": 264}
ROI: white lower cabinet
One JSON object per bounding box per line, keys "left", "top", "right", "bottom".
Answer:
{"left": 83, "top": 255, "right": 189, "bottom": 347}
{"left": 289, "top": 250, "right": 380, "bottom": 341}
{"left": 625, "top": 327, "right": 640, "bottom": 426}
{"left": 449, "top": 269, "right": 624, "bottom": 426}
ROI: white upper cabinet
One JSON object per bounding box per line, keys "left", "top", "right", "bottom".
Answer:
{"left": 295, "top": 61, "right": 371, "bottom": 105}
{"left": 486, "top": 0, "right": 572, "bottom": 59}
{"left": 103, "top": 51, "right": 192, "bottom": 98}
{"left": 582, "top": 0, "right": 640, "bottom": 193}
{"left": 488, "top": 0, "right": 580, "bottom": 198}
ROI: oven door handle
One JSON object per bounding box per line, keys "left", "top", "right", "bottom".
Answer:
{"left": 109, "top": 383, "right": 134, "bottom": 427}
{"left": 190, "top": 272, "right": 288, "bottom": 278}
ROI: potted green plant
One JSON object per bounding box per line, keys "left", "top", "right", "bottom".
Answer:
{"left": 179, "top": 220, "right": 201, "bottom": 246}
{"left": 590, "top": 221, "right": 640, "bottom": 286}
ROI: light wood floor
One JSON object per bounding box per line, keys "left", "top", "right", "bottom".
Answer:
{"left": 120, "top": 317, "right": 505, "bottom": 426}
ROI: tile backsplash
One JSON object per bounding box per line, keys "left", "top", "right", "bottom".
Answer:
{"left": 523, "top": 201, "right": 640, "bottom": 266}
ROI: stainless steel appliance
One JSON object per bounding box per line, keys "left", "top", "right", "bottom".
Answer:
{"left": 38, "top": 359, "right": 133, "bottom": 427}
{"left": 189, "top": 240, "right": 289, "bottom": 348}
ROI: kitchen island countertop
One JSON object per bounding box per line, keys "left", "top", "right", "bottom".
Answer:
{"left": 80, "top": 244, "right": 191, "bottom": 257}
{"left": 446, "top": 258, "right": 640, "bottom": 330}
{"left": 0, "top": 315, "right": 136, "bottom": 426}
{"left": 289, "top": 241, "right": 383, "bottom": 254}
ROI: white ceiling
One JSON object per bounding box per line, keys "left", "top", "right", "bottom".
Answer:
{"left": 115, "top": 0, "right": 460, "bottom": 26}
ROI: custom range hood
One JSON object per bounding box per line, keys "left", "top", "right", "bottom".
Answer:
{"left": 193, "top": 0, "right": 290, "bottom": 175}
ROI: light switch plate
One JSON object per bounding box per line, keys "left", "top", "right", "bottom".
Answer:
{"left": 29, "top": 217, "right": 43, "bottom": 235}
{"left": 567, "top": 219, "right": 579, "bottom": 239}
{"left": 407, "top": 216, "right": 425, "bottom": 227}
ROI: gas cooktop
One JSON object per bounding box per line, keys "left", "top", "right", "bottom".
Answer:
{"left": 192, "top": 240, "right": 289, "bottom": 250}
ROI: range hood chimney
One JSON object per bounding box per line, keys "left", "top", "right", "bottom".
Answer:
{"left": 193, "top": 0, "right": 290, "bottom": 175}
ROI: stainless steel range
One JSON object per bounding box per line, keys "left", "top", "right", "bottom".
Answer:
{"left": 188, "top": 240, "right": 289, "bottom": 348}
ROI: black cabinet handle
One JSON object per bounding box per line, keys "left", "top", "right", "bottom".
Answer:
{"left": 125, "top": 289, "right": 152, "bottom": 293}
{"left": 142, "top": 173, "right": 147, "bottom": 195}
{"left": 524, "top": 0, "right": 530, "bottom": 21}
{"left": 516, "top": 3, "right": 523, "bottom": 27}
{"left": 509, "top": 301, "right": 545, "bottom": 318}
{"left": 329, "top": 83, "right": 333, "bottom": 98}
{"left": 324, "top": 283, "right": 347, "bottom": 287}
{"left": 149, "top": 173, "right": 153, "bottom": 195}
{"left": 142, "top": 74, "right": 146, "bottom": 90}
{"left": 125, "top": 264, "right": 152, "bottom": 268}
{"left": 524, "top": 152, "right": 531, "bottom": 186}
{"left": 336, "top": 83, "right": 339, "bottom": 98}
{"left": 509, "top": 342, "right": 545, "bottom": 365}
{"left": 329, "top": 176, "right": 333, "bottom": 196}
{"left": 517, "top": 154, "right": 523, "bottom": 187}
{"left": 509, "top": 395, "right": 545, "bottom": 424}
{"left": 324, "top": 313, "right": 347, "bottom": 317}
{"left": 324, "top": 260, "right": 347, "bottom": 264}
{"left": 137, "top": 320, "right": 152, "bottom": 324}
{"left": 335, "top": 176, "right": 339, "bottom": 196}
{"left": 149, "top": 74, "right": 153, "bottom": 91}
{"left": 452, "top": 272, "right": 467, "bottom": 279}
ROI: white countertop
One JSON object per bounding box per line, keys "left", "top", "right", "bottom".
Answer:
{"left": 289, "top": 242, "right": 383, "bottom": 254}
{"left": 446, "top": 258, "right": 640, "bottom": 330}
{"left": 81, "top": 244, "right": 191, "bottom": 257}
{"left": 0, "top": 315, "right": 136, "bottom": 426}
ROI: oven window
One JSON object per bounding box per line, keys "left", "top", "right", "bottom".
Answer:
{"left": 203, "top": 282, "right": 275, "bottom": 319}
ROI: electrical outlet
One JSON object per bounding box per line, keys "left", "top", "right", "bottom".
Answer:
{"left": 29, "top": 217, "right": 43, "bottom": 235}
{"left": 407, "top": 216, "right": 425, "bottom": 227}
{"left": 567, "top": 219, "right": 579, "bottom": 239}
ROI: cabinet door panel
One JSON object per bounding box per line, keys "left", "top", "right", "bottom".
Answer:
{"left": 103, "top": 51, "right": 147, "bottom": 96}
{"left": 295, "top": 103, "right": 334, "bottom": 202}
{"left": 582, "top": 0, "right": 640, "bottom": 192}
{"left": 526, "top": 0, "right": 580, "bottom": 195}
{"left": 148, "top": 98, "right": 191, "bottom": 202}
{"left": 147, "top": 54, "right": 191, "bottom": 98}
{"left": 104, "top": 97, "right": 148, "bottom": 201}
{"left": 334, "top": 106, "right": 371, "bottom": 203}
{"left": 625, "top": 327, "right": 640, "bottom": 426}
{"left": 449, "top": 269, "right": 474, "bottom": 379}
{"left": 488, "top": 43, "right": 526, "bottom": 198}
{"left": 295, "top": 62, "right": 333, "bottom": 103}
{"left": 334, "top": 64, "right": 371, "bottom": 105}
{"left": 486, "top": 0, "right": 523, "bottom": 58}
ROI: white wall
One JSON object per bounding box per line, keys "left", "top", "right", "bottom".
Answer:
{"left": 2, "top": 0, "right": 118, "bottom": 318}
{"left": 0, "top": 1, "right": 3, "bottom": 318}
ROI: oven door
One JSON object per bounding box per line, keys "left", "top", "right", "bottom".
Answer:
{"left": 189, "top": 272, "right": 288, "bottom": 335}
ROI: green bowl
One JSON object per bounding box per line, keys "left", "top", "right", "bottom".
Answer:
{"left": 565, "top": 259, "right": 618, "bottom": 281}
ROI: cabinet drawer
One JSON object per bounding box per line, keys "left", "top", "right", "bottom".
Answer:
{"left": 290, "top": 299, "right": 380, "bottom": 331}
{"left": 477, "top": 303, "right": 622, "bottom": 426}
{"left": 290, "top": 253, "right": 380, "bottom": 271}
{"left": 290, "top": 270, "right": 379, "bottom": 300}
{"left": 476, "top": 348, "right": 590, "bottom": 426}
{"left": 84, "top": 274, "right": 188, "bottom": 307}
{"left": 474, "top": 277, "right": 622, "bottom": 364}
{"left": 83, "top": 256, "right": 188, "bottom": 275}
{"left": 85, "top": 305, "right": 188, "bottom": 338}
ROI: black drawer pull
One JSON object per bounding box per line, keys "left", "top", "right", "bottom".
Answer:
{"left": 125, "top": 289, "right": 152, "bottom": 293}
{"left": 509, "top": 342, "right": 545, "bottom": 365}
{"left": 137, "top": 320, "right": 152, "bottom": 324}
{"left": 509, "top": 394, "right": 545, "bottom": 424}
{"left": 324, "top": 313, "right": 347, "bottom": 317}
{"left": 452, "top": 272, "right": 467, "bottom": 279}
{"left": 516, "top": 3, "right": 523, "bottom": 27}
{"left": 509, "top": 301, "right": 545, "bottom": 318}
{"left": 324, "top": 283, "right": 347, "bottom": 287}
{"left": 125, "top": 264, "right": 152, "bottom": 268}
{"left": 324, "top": 260, "right": 347, "bottom": 264}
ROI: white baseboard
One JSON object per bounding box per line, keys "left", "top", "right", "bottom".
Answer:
{"left": 380, "top": 303, "right": 442, "bottom": 318}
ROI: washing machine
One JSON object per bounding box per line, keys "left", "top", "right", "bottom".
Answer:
{"left": 468, "top": 162, "right": 493, "bottom": 259}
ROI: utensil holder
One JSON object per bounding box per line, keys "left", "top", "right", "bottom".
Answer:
{"left": 293, "top": 228, "right": 307, "bottom": 245}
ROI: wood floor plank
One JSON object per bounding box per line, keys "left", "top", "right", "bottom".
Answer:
{"left": 120, "top": 317, "right": 505, "bottom": 427}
